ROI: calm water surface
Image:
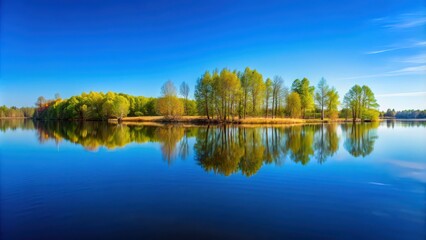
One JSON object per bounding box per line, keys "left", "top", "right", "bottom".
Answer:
{"left": 0, "top": 120, "right": 425, "bottom": 240}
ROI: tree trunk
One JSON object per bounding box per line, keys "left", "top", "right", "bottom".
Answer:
{"left": 265, "top": 100, "right": 268, "bottom": 118}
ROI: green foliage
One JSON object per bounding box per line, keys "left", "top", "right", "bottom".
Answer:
{"left": 362, "top": 109, "right": 380, "bottom": 121}
{"left": 315, "top": 78, "right": 330, "bottom": 120}
{"left": 264, "top": 78, "right": 273, "bottom": 117}
{"left": 271, "top": 76, "right": 285, "bottom": 118}
{"left": 21, "top": 68, "right": 384, "bottom": 122}
{"left": 185, "top": 99, "right": 198, "bottom": 116}
{"left": 35, "top": 91, "right": 157, "bottom": 120}
{"left": 195, "top": 71, "right": 214, "bottom": 119}
{"left": 195, "top": 68, "right": 289, "bottom": 120}
{"left": 156, "top": 96, "right": 184, "bottom": 118}
{"left": 344, "top": 85, "right": 379, "bottom": 121}
{"left": 0, "top": 105, "right": 35, "bottom": 118}
{"left": 157, "top": 81, "right": 184, "bottom": 118}
{"left": 292, "top": 78, "right": 315, "bottom": 118}
{"left": 384, "top": 108, "right": 396, "bottom": 118}
{"left": 239, "top": 67, "right": 265, "bottom": 117}
{"left": 180, "top": 81, "right": 190, "bottom": 115}
{"left": 326, "top": 87, "right": 340, "bottom": 119}
{"left": 394, "top": 109, "right": 426, "bottom": 119}
{"left": 196, "top": 68, "right": 241, "bottom": 120}
{"left": 286, "top": 92, "right": 302, "bottom": 118}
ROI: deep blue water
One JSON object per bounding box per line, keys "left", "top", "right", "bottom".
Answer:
{"left": 0, "top": 120, "right": 425, "bottom": 240}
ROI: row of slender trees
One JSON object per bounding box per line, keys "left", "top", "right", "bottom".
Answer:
{"left": 194, "top": 67, "right": 379, "bottom": 121}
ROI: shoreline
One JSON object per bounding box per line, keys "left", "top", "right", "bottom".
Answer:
{"left": 107, "top": 116, "right": 382, "bottom": 125}
{"left": 7, "top": 116, "right": 426, "bottom": 125}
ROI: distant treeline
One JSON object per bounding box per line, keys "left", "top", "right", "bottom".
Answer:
{"left": 0, "top": 105, "right": 35, "bottom": 118}
{"left": 382, "top": 109, "right": 426, "bottom": 119}
{"left": 34, "top": 92, "right": 197, "bottom": 120}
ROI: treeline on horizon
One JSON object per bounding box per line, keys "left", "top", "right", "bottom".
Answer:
{"left": 0, "top": 67, "right": 424, "bottom": 121}
{"left": 0, "top": 106, "right": 35, "bottom": 118}
{"left": 383, "top": 108, "right": 426, "bottom": 119}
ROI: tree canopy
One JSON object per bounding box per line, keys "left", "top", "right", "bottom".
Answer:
{"left": 343, "top": 85, "right": 379, "bottom": 121}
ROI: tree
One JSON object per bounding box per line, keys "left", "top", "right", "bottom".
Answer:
{"left": 286, "top": 92, "right": 302, "bottom": 118}
{"left": 194, "top": 71, "right": 213, "bottom": 119}
{"left": 180, "top": 81, "right": 190, "bottom": 115}
{"left": 185, "top": 100, "right": 198, "bottom": 116}
{"left": 292, "top": 78, "right": 315, "bottom": 118}
{"left": 326, "top": 87, "right": 339, "bottom": 119}
{"left": 344, "top": 85, "right": 362, "bottom": 121}
{"left": 250, "top": 69, "right": 264, "bottom": 116}
{"left": 161, "top": 80, "right": 177, "bottom": 96}
{"left": 272, "top": 76, "right": 283, "bottom": 118}
{"left": 157, "top": 81, "right": 184, "bottom": 118}
{"left": 384, "top": 109, "right": 396, "bottom": 118}
{"left": 264, "top": 78, "right": 272, "bottom": 118}
{"left": 240, "top": 67, "right": 252, "bottom": 119}
{"left": 315, "top": 78, "right": 330, "bottom": 120}
{"left": 360, "top": 85, "right": 379, "bottom": 121}
{"left": 156, "top": 96, "right": 184, "bottom": 119}
{"left": 112, "top": 95, "right": 130, "bottom": 119}
{"left": 214, "top": 68, "right": 241, "bottom": 121}
{"left": 344, "top": 85, "right": 379, "bottom": 121}
{"left": 100, "top": 93, "right": 130, "bottom": 119}
{"left": 36, "top": 96, "right": 46, "bottom": 108}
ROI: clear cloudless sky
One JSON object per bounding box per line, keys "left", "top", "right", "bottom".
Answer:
{"left": 1, "top": 0, "right": 425, "bottom": 110}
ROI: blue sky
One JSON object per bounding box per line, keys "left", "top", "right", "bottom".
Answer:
{"left": 1, "top": 0, "right": 425, "bottom": 110}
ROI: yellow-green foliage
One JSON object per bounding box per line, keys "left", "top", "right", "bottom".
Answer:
{"left": 156, "top": 96, "right": 184, "bottom": 118}
{"left": 286, "top": 92, "right": 302, "bottom": 118}
{"left": 36, "top": 91, "right": 157, "bottom": 120}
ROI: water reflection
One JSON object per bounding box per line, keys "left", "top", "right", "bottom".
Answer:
{"left": 314, "top": 124, "right": 339, "bottom": 164}
{"left": 0, "top": 119, "right": 35, "bottom": 132}
{"left": 342, "top": 122, "right": 379, "bottom": 157}
{"left": 0, "top": 119, "right": 386, "bottom": 175}
{"left": 385, "top": 119, "right": 426, "bottom": 128}
{"left": 194, "top": 124, "right": 341, "bottom": 176}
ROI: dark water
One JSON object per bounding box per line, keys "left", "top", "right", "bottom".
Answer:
{"left": 0, "top": 120, "right": 425, "bottom": 240}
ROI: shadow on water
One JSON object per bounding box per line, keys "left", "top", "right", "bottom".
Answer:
{"left": 1, "top": 119, "right": 384, "bottom": 176}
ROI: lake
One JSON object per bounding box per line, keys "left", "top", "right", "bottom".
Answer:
{"left": 0, "top": 120, "right": 425, "bottom": 240}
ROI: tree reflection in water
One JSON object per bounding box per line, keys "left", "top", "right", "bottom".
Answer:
{"left": 194, "top": 124, "right": 343, "bottom": 175}
{"left": 314, "top": 124, "right": 340, "bottom": 164}
{"left": 0, "top": 119, "right": 383, "bottom": 176}
{"left": 0, "top": 119, "right": 34, "bottom": 132}
{"left": 342, "top": 122, "right": 379, "bottom": 157}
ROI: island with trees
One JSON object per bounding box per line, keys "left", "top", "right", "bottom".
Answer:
{"left": 1, "top": 67, "right": 424, "bottom": 124}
